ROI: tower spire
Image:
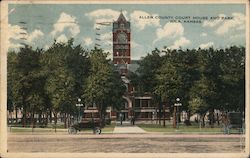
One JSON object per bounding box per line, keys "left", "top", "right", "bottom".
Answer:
{"left": 117, "top": 9, "right": 126, "bottom": 22}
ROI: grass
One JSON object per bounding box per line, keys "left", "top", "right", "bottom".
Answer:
{"left": 8, "top": 123, "right": 116, "bottom": 133}
{"left": 137, "top": 123, "right": 239, "bottom": 134}
{"left": 102, "top": 123, "right": 116, "bottom": 133}
{"left": 8, "top": 127, "right": 67, "bottom": 133}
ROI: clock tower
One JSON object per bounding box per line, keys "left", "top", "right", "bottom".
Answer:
{"left": 113, "top": 11, "right": 131, "bottom": 75}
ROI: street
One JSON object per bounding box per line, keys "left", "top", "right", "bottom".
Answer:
{"left": 8, "top": 133, "right": 245, "bottom": 153}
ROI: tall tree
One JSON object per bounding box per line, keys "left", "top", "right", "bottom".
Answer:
{"left": 12, "top": 46, "right": 44, "bottom": 127}
{"left": 84, "top": 48, "right": 113, "bottom": 123}
{"left": 43, "top": 40, "right": 76, "bottom": 128}
{"left": 7, "top": 51, "right": 19, "bottom": 122}
{"left": 136, "top": 48, "right": 164, "bottom": 93}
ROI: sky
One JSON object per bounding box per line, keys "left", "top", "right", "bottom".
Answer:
{"left": 8, "top": 3, "right": 246, "bottom": 60}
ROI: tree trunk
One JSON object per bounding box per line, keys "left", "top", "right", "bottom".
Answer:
{"left": 173, "top": 107, "right": 176, "bottom": 128}
{"left": 53, "top": 112, "right": 57, "bottom": 132}
{"left": 64, "top": 113, "right": 67, "bottom": 128}
{"left": 31, "top": 111, "right": 34, "bottom": 128}
{"left": 50, "top": 110, "right": 52, "bottom": 123}
{"left": 31, "top": 112, "right": 35, "bottom": 132}
{"left": 22, "top": 107, "right": 27, "bottom": 127}
{"left": 187, "top": 111, "right": 191, "bottom": 121}
{"left": 202, "top": 114, "right": 205, "bottom": 128}
{"left": 67, "top": 114, "right": 70, "bottom": 127}
{"left": 217, "top": 113, "right": 220, "bottom": 126}
{"left": 45, "top": 112, "right": 48, "bottom": 126}
{"left": 98, "top": 104, "right": 104, "bottom": 127}
{"left": 22, "top": 95, "right": 27, "bottom": 127}
{"left": 163, "top": 105, "right": 166, "bottom": 127}
{"left": 15, "top": 106, "right": 18, "bottom": 123}
{"left": 38, "top": 113, "right": 42, "bottom": 124}
{"left": 209, "top": 109, "right": 214, "bottom": 128}
{"left": 158, "top": 106, "right": 162, "bottom": 125}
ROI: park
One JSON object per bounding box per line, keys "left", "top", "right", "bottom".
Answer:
{"left": 5, "top": 4, "right": 246, "bottom": 155}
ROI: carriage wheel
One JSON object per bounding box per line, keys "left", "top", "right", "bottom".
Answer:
{"left": 94, "top": 127, "right": 101, "bottom": 134}
{"left": 68, "top": 127, "right": 77, "bottom": 134}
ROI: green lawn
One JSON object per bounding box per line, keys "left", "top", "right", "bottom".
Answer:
{"left": 137, "top": 123, "right": 225, "bottom": 133}
{"left": 8, "top": 123, "right": 116, "bottom": 133}
{"left": 8, "top": 127, "right": 67, "bottom": 133}
{"left": 102, "top": 123, "right": 116, "bottom": 133}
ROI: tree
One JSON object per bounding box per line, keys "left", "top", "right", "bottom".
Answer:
{"left": 189, "top": 75, "right": 216, "bottom": 127}
{"left": 154, "top": 61, "right": 181, "bottom": 127}
{"left": 84, "top": 48, "right": 114, "bottom": 123}
{"left": 136, "top": 48, "right": 164, "bottom": 93}
{"left": 11, "top": 46, "right": 44, "bottom": 127}
{"left": 43, "top": 40, "right": 78, "bottom": 129}
{"left": 219, "top": 46, "right": 245, "bottom": 112}
{"left": 107, "top": 69, "right": 126, "bottom": 111}
{"left": 7, "top": 51, "right": 18, "bottom": 123}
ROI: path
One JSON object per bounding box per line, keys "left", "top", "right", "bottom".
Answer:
{"left": 113, "top": 121, "right": 146, "bottom": 133}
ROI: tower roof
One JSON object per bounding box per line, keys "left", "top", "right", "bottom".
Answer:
{"left": 117, "top": 11, "right": 127, "bottom": 22}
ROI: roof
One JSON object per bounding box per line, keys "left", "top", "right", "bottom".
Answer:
{"left": 117, "top": 12, "right": 127, "bottom": 22}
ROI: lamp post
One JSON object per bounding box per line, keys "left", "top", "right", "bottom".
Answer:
{"left": 76, "top": 98, "right": 84, "bottom": 122}
{"left": 174, "top": 98, "right": 182, "bottom": 129}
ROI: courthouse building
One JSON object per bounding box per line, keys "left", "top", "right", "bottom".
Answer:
{"left": 83, "top": 11, "right": 170, "bottom": 121}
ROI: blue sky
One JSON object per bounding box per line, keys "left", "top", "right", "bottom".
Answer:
{"left": 8, "top": 3, "right": 246, "bottom": 59}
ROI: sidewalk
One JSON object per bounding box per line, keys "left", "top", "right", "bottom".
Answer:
{"left": 113, "top": 121, "right": 146, "bottom": 134}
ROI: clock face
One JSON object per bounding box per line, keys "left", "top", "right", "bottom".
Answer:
{"left": 117, "top": 33, "right": 127, "bottom": 44}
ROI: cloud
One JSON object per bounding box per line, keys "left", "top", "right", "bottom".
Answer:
{"left": 154, "top": 22, "right": 184, "bottom": 44}
{"left": 56, "top": 34, "right": 68, "bottom": 43}
{"left": 8, "top": 43, "right": 23, "bottom": 51}
{"left": 198, "top": 42, "right": 214, "bottom": 49}
{"left": 215, "top": 13, "right": 245, "bottom": 35}
{"left": 200, "top": 32, "right": 207, "bottom": 37}
{"left": 99, "top": 32, "right": 112, "bottom": 40}
{"left": 44, "top": 44, "right": 50, "bottom": 50}
{"left": 7, "top": 24, "right": 47, "bottom": 51}
{"left": 85, "top": 9, "right": 128, "bottom": 29}
{"left": 169, "top": 37, "right": 190, "bottom": 49}
{"left": 51, "top": 12, "right": 80, "bottom": 37}
{"left": 96, "top": 33, "right": 112, "bottom": 46}
{"left": 8, "top": 24, "right": 27, "bottom": 40}
{"left": 202, "top": 14, "right": 225, "bottom": 27}
{"left": 27, "top": 29, "right": 44, "bottom": 43}
{"left": 83, "top": 37, "right": 93, "bottom": 46}
{"left": 86, "top": 9, "right": 122, "bottom": 19}
{"left": 131, "top": 41, "right": 140, "bottom": 48}
{"left": 229, "top": 34, "right": 244, "bottom": 40}
{"left": 130, "top": 10, "right": 160, "bottom": 30}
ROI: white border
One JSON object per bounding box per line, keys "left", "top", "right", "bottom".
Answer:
{"left": 1, "top": 0, "right": 249, "bottom": 158}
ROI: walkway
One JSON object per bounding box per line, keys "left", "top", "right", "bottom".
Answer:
{"left": 113, "top": 121, "right": 146, "bottom": 134}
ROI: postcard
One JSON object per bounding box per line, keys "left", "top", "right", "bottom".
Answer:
{"left": 0, "top": 0, "right": 249, "bottom": 158}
